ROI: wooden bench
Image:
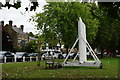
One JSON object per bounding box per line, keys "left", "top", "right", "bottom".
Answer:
{"left": 45, "top": 56, "right": 60, "bottom": 69}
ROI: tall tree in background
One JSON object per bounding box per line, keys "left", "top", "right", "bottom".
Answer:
{"left": 95, "top": 2, "right": 120, "bottom": 57}
{"left": 31, "top": 2, "right": 99, "bottom": 53}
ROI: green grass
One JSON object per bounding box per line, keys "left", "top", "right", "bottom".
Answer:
{"left": 2, "top": 57, "right": 119, "bottom": 79}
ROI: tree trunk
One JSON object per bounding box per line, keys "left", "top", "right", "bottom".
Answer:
{"left": 112, "top": 50, "right": 116, "bottom": 57}
{"left": 37, "top": 52, "right": 41, "bottom": 66}
{"left": 37, "top": 40, "right": 41, "bottom": 66}
{"left": 118, "top": 49, "right": 120, "bottom": 55}
{"left": 100, "top": 48, "right": 104, "bottom": 58}
{"left": 66, "top": 47, "right": 69, "bottom": 55}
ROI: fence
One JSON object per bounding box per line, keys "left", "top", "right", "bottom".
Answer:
{"left": 2, "top": 56, "right": 39, "bottom": 63}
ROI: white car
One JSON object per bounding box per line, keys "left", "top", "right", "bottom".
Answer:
{"left": 0, "top": 51, "right": 7, "bottom": 59}
{"left": 41, "top": 51, "right": 64, "bottom": 60}
{"left": 14, "top": 52, "right": 26, "bottom": 62}
{"left": 52, "top": 52, "right": 64, "bottom": 59}
{"left": 0, "top": 51, "right": 7, "bottom": 63}
{"left": 62, "top": 53, "right": 67, "bottom": 58}
{"left": 62, "top": 53, "right": 77, "bottom": 59}
{"left": 0, "top": 51, "right": 15, "bottom": 63}
{"left": 41, "top": 52, "right": 51, "bottom": 60}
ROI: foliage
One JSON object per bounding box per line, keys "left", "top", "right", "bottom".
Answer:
{"left": 28, "top": 32, "right": 35, "bottom": 37}
{"left": 31, "top": 2, "right": 99, "bottom": 49}
{"left": 84, "top": 2, "right": 120, "bottom": 57}
{"left": 95, "top": 2, "right": 120, "bottom": 52}
{"left": 98, "top": 2, "right": 120, "bottom": 20}
{"left": 15, "top": 47, "right": 23, "bottom": 52}
{"left": 0, "top": 0, "right": 39, "bottom": 11}
{"left": 25, "top": 33, "right": 45, "bottom": 53}
{"left": 34, "top": 33, "right": 45, "bottom": 52}
{"left": 1, "top": 1, "right": 21, "bottom": 9}
{"left": 24, "top": 40, "right": 37, "bottom": 53}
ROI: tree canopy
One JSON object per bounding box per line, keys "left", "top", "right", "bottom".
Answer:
{"left": 95, "top": 2, "right": 120, "bottom": 50}
{"left": 91, "top": 2, "right": 120, "bottom": 57}
{"left": 31, "top": 2, "right": 99, "bottom": 50}
{"left": 0, "top": 0, "right": 39, "bottom": 11}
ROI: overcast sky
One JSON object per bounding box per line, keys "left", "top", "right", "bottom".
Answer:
{"left": 0, "top": 0, "right": 47, "bottom": 34}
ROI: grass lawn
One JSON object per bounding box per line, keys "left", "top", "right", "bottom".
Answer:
{"left": 2, "top": 57, "right": 119, "bottom": 79}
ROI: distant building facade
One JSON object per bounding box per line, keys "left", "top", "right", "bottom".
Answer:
{"left": 0, "top": 20, "right": 36, "bottom": 50}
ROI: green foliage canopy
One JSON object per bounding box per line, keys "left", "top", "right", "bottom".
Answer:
{"left": 95, "top": 2, "right": 120, "bottom": 51}
{"left": 24, "top": 40, "right": 37, "bottom": 53}
{"left": 0, "top": 0, "right": 38, "bottom": 11}
{"left": 31, "top": 2, "right": 99, "bottom": 49}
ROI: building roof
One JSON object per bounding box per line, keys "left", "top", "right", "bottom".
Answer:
{"left": 29, "top": 36, "right": 37, "bottom": 40}
{"left": 12, "top": 26, "right": 28, "bottom": 36}
{"left": 12, "top": 26, "right": 37, "bottom": 40}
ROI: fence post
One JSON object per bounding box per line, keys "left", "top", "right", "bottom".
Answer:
{"left": 36, "top": 56, "right": 38, "bottom": 61}
{"left": 30, "top": 56, "right": 32, "bottom": 61}
{"left": 23, "top": 56, "right": 25, "bottom": 62}
{"left": 14, "top": 56, "right": 16, "bottom": 62}
{"left": 4, "top": 56, "right": 6, "bottom": 63}
{"left": 41, "top": 57, "right": 43, "bottom": 61}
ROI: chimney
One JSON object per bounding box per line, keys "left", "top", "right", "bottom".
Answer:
{"left": 20, "top": 25, "right": 24, "bottom": 31}
{"left": 0, "top": 21, "right": 4, "bottom": 27}
{"left": 9, "top": 20, "right": 13, "bottom": 26}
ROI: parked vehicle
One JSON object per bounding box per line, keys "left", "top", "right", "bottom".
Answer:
{"left": 62, "top": 53, "right": 67, "bottom": 59}
{"left": 69, "top": 53, "right": 76, "bottom": 59}
{"left": 4, "top": 51, "right": 14, "bottom": 62}
{"left": 62, "top": 52, "right": 77, "bottom": 59}
{"left": 14, "top": 52, "right": 24, "bottom": 62}
{"left": 0, "top": 51, "right": 7, "bottom": 63}
{"left": 41, "top": 52, "right": 51, "bottom": 60}
{"left": 14, "top": 52, "right": 30, "bottom": 62}
{"left": 53, "top": 51, "right": 64, "bottom": 59}
{"left": 41, "top": 51, "right": 64, "bottom": 60}
{"left": 23, "top": 53, "right": 30, "bottom": 61}
{"left": 29, "top": 53, "right": 38, "bottom": 61}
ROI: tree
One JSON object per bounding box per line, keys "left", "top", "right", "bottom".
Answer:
{"left": 24, "top": 40, "right": 37, "bottom": 53}
{"left": 31, "top": 2, "right": 99, "bottom": 54}
{"left": 28, "top": 32, "right": 34, "bottom": 37}
{"left": 0, "top": 0, "right": 39, "bottom": 11}
{"left": 94, "top": 2, "right": 120, "bottom": 57}
{"left": 33, "top": 33, "right": 45, "bottom": 66}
